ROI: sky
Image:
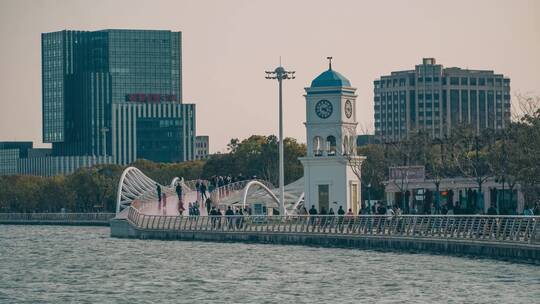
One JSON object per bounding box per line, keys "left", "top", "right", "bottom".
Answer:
{"left": 0, "top": 0, "right": 539, "bottom": 152}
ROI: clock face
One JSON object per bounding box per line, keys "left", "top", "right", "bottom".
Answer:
{"left": 315, "top": 100, "right": 333, "bottom": 119}
{"left": 345, "top": 100, "right": 353, "bottom": 118}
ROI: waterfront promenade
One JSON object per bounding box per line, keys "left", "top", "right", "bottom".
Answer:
{"left": 112, "top": 205, "right": 540, "bottom": 263}
{"left": 110, "top": 167, "right": 540, "bottom": 263}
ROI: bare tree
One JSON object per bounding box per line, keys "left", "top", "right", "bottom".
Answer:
{"left": 512, "top": 94, "right": 540, "bottom": 122}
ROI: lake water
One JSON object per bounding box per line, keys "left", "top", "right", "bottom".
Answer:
{"left": 0, "top": 225, "right": 539, "bottom": 303}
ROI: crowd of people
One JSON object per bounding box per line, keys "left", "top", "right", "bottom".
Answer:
{"left": 154, "top": 179, "right": 540, "bottom": 220}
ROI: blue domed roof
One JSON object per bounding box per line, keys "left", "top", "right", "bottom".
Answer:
{"left": 311, "top": 69, "right": 351, "bottom": 88}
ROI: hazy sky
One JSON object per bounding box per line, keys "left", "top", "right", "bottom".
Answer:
{"left": 0, "top": 0, "right": 539, "bottom": 152}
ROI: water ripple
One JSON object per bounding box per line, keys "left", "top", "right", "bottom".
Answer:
{"left": 0, "top": 225, "right": 539, "bottom": 303}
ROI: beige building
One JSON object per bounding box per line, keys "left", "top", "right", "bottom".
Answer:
{"left": 384, "top": 171, "right": 524, "bottom": 215}
{"left": 195, "top": 136, "right": 209, "bottom": 160}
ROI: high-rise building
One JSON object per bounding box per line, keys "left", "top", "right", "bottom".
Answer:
{"left": 42, "top": 29, "right": 195, "bottom": 164}
{"left": 374, "top": 58, "right": 511, "bottom": 142}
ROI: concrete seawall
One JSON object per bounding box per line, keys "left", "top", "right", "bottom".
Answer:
{"left": 111, "top": 218, "right": 540, "bottom": 264}
{"left": 0, "top": 213, "right": 115, "bottom": 226}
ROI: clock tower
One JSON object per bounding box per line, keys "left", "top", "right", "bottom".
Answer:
{"left": 299, "top": 58, "right": 365, "bottom": 214}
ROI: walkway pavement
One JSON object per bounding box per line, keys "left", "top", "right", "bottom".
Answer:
{"left": 139, "top": 190, "right": 209, "bottom": 216}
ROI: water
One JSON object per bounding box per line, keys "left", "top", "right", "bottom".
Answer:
{"left": 0, "top": 226, "right": 539, "bottom": 303}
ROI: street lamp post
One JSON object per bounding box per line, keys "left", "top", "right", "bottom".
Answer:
{"left": 367, "top": 183, "right": 371, "bottom": 214}
{"left": 265, "top": 65, "right": 295, "bottom": 215}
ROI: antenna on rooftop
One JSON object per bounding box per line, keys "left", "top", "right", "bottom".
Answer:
{"left": 327, "top": 56, "right": 333, "bottom": 70}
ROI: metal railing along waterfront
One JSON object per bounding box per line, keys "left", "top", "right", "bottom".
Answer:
{"left": 0, "top": 212, "right": 115, "bottom": 222}
{"left": 126, "top": 207, "right": 539, "bottom": 245}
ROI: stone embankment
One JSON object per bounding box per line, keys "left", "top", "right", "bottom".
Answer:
{"left": 0, "top": 213, "right": 115, "bottom": 226}
{"left": 111, "top": 211, "right": 540, "bottom": 264}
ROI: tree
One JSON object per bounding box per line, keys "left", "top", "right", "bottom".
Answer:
{"left": 450, "top": 126, "right": 493, "bottom": 212}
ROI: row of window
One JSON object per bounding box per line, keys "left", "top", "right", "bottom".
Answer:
{"left": 375, "top": 76, "right": 509, "bottom": 88}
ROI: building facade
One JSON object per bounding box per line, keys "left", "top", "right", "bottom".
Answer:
{"left": 0, "top": 142, "right": 33, "bottom": 175}
{"left": 374, "top": 58, "right": 511, "bottom": 142}
{"left": 384, "top": 174, "right": 524, "bottom": 215}
{"left": 18, "top": 155, "right": 113, "bottom": 177}
{"left": 195, "top": 136, "right": 209, "bottom": 160}
{"left": 42, "top": 29, "right": 194, "bottom": 164}
{"left": 112, "top": 102, "right": 195, "bottom": 164}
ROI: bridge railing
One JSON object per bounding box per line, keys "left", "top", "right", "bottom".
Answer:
{"left": 209, "top": 179, "right": 274, "bottom": 202}
{"left": 126, "top": 208, "right": 539, "bottom": 245}
{"left": 0, "top": 213, "right": 115, "bottom": 222}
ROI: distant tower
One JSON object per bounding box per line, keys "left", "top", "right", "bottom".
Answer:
{"left": 299, "top": 58, "right": 365, "bottom": 214}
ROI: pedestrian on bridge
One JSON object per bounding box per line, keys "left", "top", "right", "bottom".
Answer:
{"left": 156, "top": 184, "right": 162, "bottom": 208}
{"left": 205, "top": 198, "right": 212, "bottom": 215}
{"left": 162, "top": 193, "right": 167, "bottom": 210}
{"left": 210, "top": 207, "right": 217, "bottom": 228}
{"left": 176, "top": 182, "right": 183, "bottom": 212}
{"left": 201, "top": 182, "right": 208, "bottom": 201}
{"left": 195, "top": 180, "right": 201, "bottom": 202}
{"left": 309, "top": 205, "right": 318, "bottom": 227}
{"left": 225, "top": 206, "right": 235, "bottom": 229}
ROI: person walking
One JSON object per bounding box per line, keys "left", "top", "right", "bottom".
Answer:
{"left": 309, "top": 205, "right": 318, "bottom": 227}
{"left": 210, "top": 207, "right": 217, "bottom": 228}
{"left": 156, "top": 184, "right": 162, "bottom": 209}
{"left": 319, "top": 207, "right": 328, "bottom": 228}
{"left": 205, "top": 198, "right": 212, "bottom": 215}
{"left": 201, "top": 182, "right": 208, "bottom": 201}
{"left": 337, "top": 206, "right": 345, "bottom": 230}
{"left": 345, "top": 208, "right": 354, "bottom": 231}
{"left": 175, "top": 182, "right": 183, "bottom": 213}
{"left": 216, "top": 208, "right": 223, "bottom": 229}
{"left": 195, "top": 180, "right": 201, "bottom": 203}
{"left": 162, "top": 193, "right": 167, "bottom": 211}
{"left": 225, "top": 206, "right": 234, "bottom": 229}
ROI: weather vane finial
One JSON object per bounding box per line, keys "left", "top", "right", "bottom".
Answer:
{"left": 327, "top": 56, "right": 333, "bottom": 70}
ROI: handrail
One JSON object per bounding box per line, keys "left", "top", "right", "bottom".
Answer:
{"left": 125, "top": 207, "right": 540, "bottom": 245}
{"left": 0, "top": 213, "right": 115, "bottom": 221}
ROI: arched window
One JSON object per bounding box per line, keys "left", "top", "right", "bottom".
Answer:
{"left": 349, "top": 136, "right": 356, "bottom": 155}
{"left": 326, "top": 135, "right": 336, "bottom": 156}
{"left": 313, "top": 136, "right": 324, "bottom": 156}
{"left": 343, "top": 135, "right": 349, "bottom": 155}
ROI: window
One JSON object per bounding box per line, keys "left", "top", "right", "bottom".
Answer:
{"left": 461, "top": 77, "right": 468, "bottom": 85}
{"left": 479, "top": 78, "right": 486, "bottom": 86}
{"left": 470, "top": 78, "right": 477, "bottom": 86}
{"left": 450, "top": 90, "right": 459, "bottom": 126}
{"left": 450, "top": 77, "right": 459, "bottom": 85}
{"left": 313, "top": 136, "right": 324, "bottom": 156}
{"left": 318, "top": 184, "right": 330, "bottom": 213}
{"left": 326, "top": 136, "right": 336, "bottom": 155}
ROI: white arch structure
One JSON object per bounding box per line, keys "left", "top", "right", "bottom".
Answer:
{"left": 116, "top": 166, "right": 305, "bottom": 216}
{"left": 200, "top": 178, "right": 305, "bottom": 215}
{"left": 241, "top": 180, "right": 283, "bottom": 214}
{"left": 116, "top": 167, "right": 186, "bottom": 214}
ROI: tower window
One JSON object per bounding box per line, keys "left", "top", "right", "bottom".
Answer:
{"left": 326, "top": 136, "right": 336, "bottom": 156}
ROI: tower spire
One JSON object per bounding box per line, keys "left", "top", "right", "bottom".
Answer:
{"left": 327, "top": 56, "right": 333, "bottom": 70}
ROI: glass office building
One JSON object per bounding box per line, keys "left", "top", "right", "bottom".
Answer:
{"left": 374, "top": 58, "right": 511, "bottom": 142}
{"left": 42, "top": 29, "right": 194, "bottom": 164}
